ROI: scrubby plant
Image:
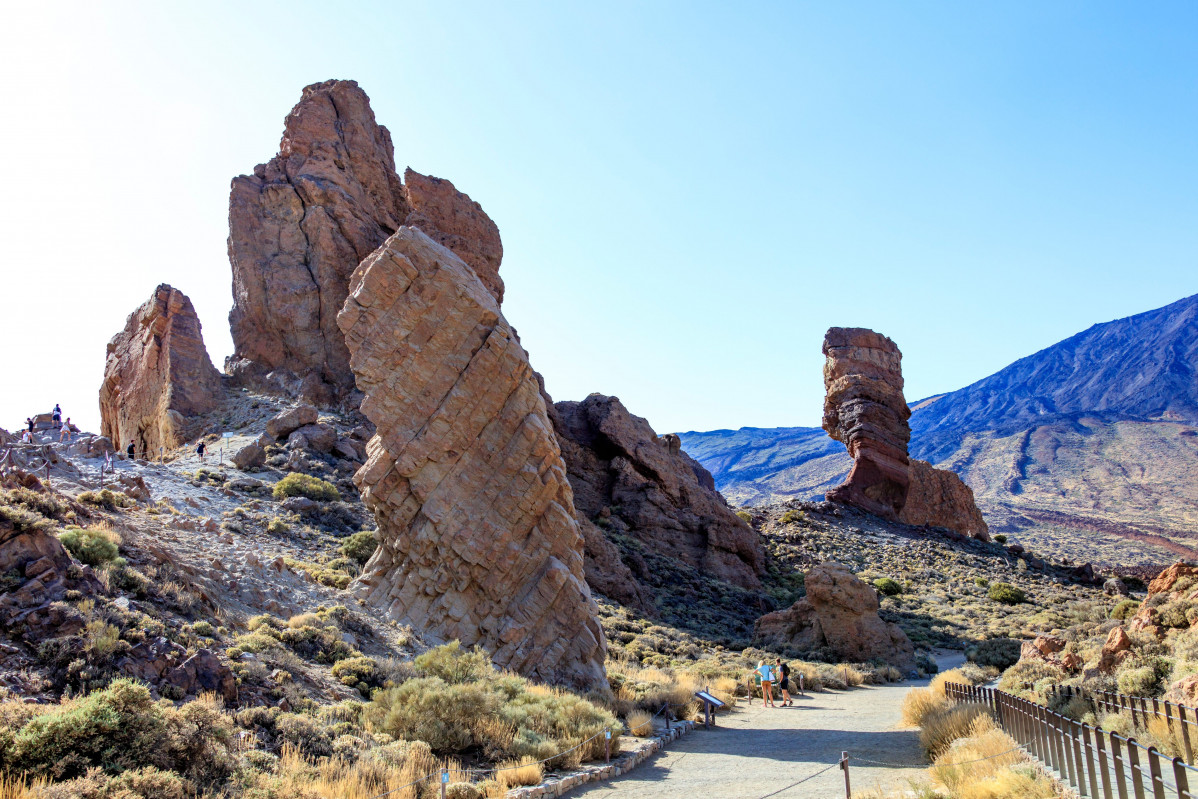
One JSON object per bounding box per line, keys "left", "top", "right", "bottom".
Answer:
{"left": 340, "top": 530, "right": 378, "bottom": 565}
{"left": 779, "top": 509, "right": 806, "bottom": 524}
{"left": 987, "top": 582, "right": 1026, "bottom": 605}
{"left": 734, "top": 510, "right": 753, "bottom": 524}
{"left": 57, "top": 526, "right": 120, "bottom": 567}
{"left": 967, "top": 638, "right": 1021, "bottom": 670}
{"left": 273, "top": 473, "right": 340, "bottom": 502}
{"left": 873, "top": 577, "right": 902, "bottom": 596}
{"left": 993, "top": 534, "right": 1008, "bottom": 543}
{"left": 920, "top": 701, "right": 992, "bottom": 758}
{"left": 266, "top": 517, "right": 289, "bottom": 534}
{"left": 1111, "top": 599, "right": 1141, "bottom": 620}
{"left": 77, "top": 489, "right": 135, "bottom": 510}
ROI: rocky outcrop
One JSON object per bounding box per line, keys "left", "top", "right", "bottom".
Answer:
{"left": 100, "top": 284, "right": 222, "bottom": 456}
{"left": 228, "top": 79, "right": 503, "bottom": 405}
{"left": 0, "top": 513, "right": 100, "bottom": 645}
{"left": 337, "top": 227, "right": 606, "bottom": 691}
{"left": 549, "top": 394, "right": 764, "bottom": 598}
{"left": 753, "top": 562, "right": 915, "bottom": 671}
{"left": 899, "top": 459, "right": 991, "bottom": 541}
{"left": 822, "top": 328, "right": 911, "bottom": 519}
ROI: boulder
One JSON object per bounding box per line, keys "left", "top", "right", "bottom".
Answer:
{"left": 99, "top": 284, "right": 222, "bottom": 456}
{"left": 822, "top": 328, "right": 911, "bottom": 519}
{"left": 548, "top": 393, "right": 764, "bottom": 597}
{"left": 0, "top": 514, "right": 99, "bottom": 643}
{"left": 753, "top": 562, "right": 915, "bottom": 671}
{"left": 290, "top": 423, "right": 336, "bottom": 453}
{"left": 227, "top": 79, "right": 504, "bottom": 403}
{"left": 1020, "top": 635, "right": 1066, "bottom": 661}
{"left": 1166, "top": 674, "right": 1198, "bottom": 706}
{"left": 231, "top": 442, "right": 266, "bottom": 469}
{"left": 1148, "top": 563, "right": 1198, "bottom": 596}
{"left": 337, "top": 227, "right": 606, "bottom": 692}
{"left": 265, "top": 406, "right": 319, "bottom": 440}
{"left": 899, "top": 459, "right": 991, "bottom": 541}
{"left": 1095, "top": 627, "right": 1134, "bottom": 674}
{"left": 116, "top": 474, "right": 151, "bottom": 503}
{"left": 1104, "top": 577, "right": 1130, "bottom": 597}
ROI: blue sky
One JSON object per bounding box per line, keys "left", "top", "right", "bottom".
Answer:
{"left": 1, "top": 1, "right": 1194, "bottom": 435}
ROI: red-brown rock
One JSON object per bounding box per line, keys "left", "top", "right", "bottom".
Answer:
{"left": 100, "top": 284, "right": 222, "bottom": 456}
{"left": 228, "top": 79, "right": 503, "bottom": 404}
{"left": 822, "top": 328, "right": 911, "bottom": 518}
{"left": 1148, "top": 563, "right": 1198, "bottom": 596}
{"left": 753, "top": 562, "right": 915, "bottom": 671}
{"left": 899, "top": 459, "right": 991, "bottom": 541}
{"left": 1095, "top": 626, "right": 1134, "bottom": 674}
{"left": 549, "top": 394, "right": 764, "bottom": 597}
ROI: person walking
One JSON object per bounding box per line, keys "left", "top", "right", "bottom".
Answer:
{"left": 59, "top": 418, "right": 72, "bottom": 444}
{"left": 776, "top": 658, "right": 792, "bottom": 706}
{"left": 127, "top": 439, "right": 136, "bottom": 460}
{"left": 756, "top": 660, "right": 777, "bottom": 707}
{"left": 196, "top": 441, "right": 206, "bottom": 462}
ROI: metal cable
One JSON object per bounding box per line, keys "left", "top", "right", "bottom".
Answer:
{"left": 754, "top": 760, "right": 843, "bottom": 798}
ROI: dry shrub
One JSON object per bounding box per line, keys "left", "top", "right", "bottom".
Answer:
{"left": 625, "top": 710, "right": 653, "bottom": 736}
{"left": 246, "top": 743, "right": 457, "bottom": 799}
{"left": 900, "top": 687, "right": 948, "bottom": 728}
{"left": 920, "top": 702, "right": 992, "bottom": 758}
{"left": 842, "top": 665, "right": 866, "bottom": 687}
{"left": 492, "top": 756, "right": 543, "bottom": 790}
{"left": 929, "top": 667, "right": 972, "bottom": 698}
{"left": 930, "top": 714, "right": 1056, "bottom": 799}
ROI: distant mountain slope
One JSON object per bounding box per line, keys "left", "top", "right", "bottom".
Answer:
{"left": 680, "top": 293, "right": 1198, "bottom": 567}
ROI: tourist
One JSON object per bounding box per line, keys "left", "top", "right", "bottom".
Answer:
{"left": 52, "top": 404, "right": 62, "bottom": 429}
{"left": 776, "top": 658, "right": 792, "bottom": 706}
{"left": 21, "top": 429, "right": 33, "bottom": 444}
{"left": 127, "top": 439, "right": 135, "bottom": 459}
{"left": 59, "top": 418, "right": 72, "bottom": 443}
{"left": 25, "top": 418, "right": 33, "bottom": 434}
{"left": 197, "top": 440, "right": 206, "bottom": 462}
{"left": 756, "top": 660, "right": 777, "bottom": 707}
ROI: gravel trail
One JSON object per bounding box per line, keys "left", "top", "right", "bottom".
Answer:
{"left": 567, "top": 653, "right": 965, "bottom": 799}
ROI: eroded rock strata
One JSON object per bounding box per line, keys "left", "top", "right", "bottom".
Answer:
{"left": 336, "top": 227, "right": 606, "bottom": 691}
{"left": 822, "top": 327, "right": 911, "bottom": 519}
{"left": 100, "top": 284, "right": 222, "bottom": 456}
{"left": 549, "top": 394, "right": 764, "bottom": 598}
{"left": 228, "top": 79, "right": 502, "bottom": 405}
{"left": 753, "top": 561, "right": 915, "bottom": 671}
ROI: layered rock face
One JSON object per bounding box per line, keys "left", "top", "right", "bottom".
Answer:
{"left": 899, "top": 459, "right": 991, "bottom": 542}
{"left": 549, "top": 394, "right": 764, "bottom": 600}
{"left": 228, "top": 79, "right": 502, "bottom": 404}
{"left": 753, "top": 562, "right": 915, "bottom": 671}
{"left": 100, "top": 285, "right": 222, "bottom": 455}
{"left": 336, "top": 227, "right": 606, "bottom": 691}
{"left": 822, "top": 328, "right": 912, "bottom": 518}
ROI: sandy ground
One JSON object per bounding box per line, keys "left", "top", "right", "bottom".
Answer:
{"left": 566, "top": 653, "right": 966, "bottom": 799}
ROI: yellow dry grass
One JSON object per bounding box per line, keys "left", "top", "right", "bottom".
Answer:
{"left": 931, "top": 715, "right": 1057, "bottom": 799}
{"left": 920, "top": 702, "right": 992, "bottom": 758}
{"left": 492, "top": 756, "right": 543, "bottom": 790}
{"left": 900, "top": 686, "right": 948, "bottom": 728}
{"left": 626, "top": 709, "right": 653, "bottom": 736}
{"left": 245, "top": 745, "right": 464, "bottom": 799}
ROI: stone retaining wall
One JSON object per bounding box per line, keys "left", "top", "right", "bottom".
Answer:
{"left": 506, "top": 720, "right": 696, "bottom": 798}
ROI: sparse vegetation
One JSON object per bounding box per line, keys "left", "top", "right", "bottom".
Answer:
{"left": 873, "top": 577, "right": 902, "bottom": 596}
{"left": 273, "top": 473, "right": 341, "bottom": 502}
{"left": 77, "top": 489, "right": 135, "bottom": 510}
{"left": 57, "top": 526, "right": 121, "bottom": 566}
{"left": 341, "top": 530, "right": 378, "bottom": 565}
{"left": 987, "top": 582, "right": 1026, "bottom": 605}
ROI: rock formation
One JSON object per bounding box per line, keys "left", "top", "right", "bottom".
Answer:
{"left": 228, "top": 79, "right": 502, "bottom": 405}
{"left": 899, "top": 459, "right": 991, "bottom": 541}
{"left": 821, "top": 327, "right": 989, "bottom": 539}
{"left": 753, "top": 562, "right": 915, "bottom": 671}
{"left": 822, "top": 328, "right": 911, "bottom": 519}
{"left": 336, "top": 227, "right": 606, "bottom": 691}
{"left": 548, "top": 394, "right": 764, "bottom": 601}
{"left": 100, "top": 284, "right": 222, "bottom": 456}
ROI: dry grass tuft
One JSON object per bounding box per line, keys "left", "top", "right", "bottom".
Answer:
{"left": 900, "top": 687, "right": 948, "bottom": 728}
{"left": 931, "top": 715, "right": 1056, "bottom": 799}
{"left": 492, "top": 756, "right": 543, "bottom": 790}
{"left": 919, "top": 702, "right": 992, "bottom": 758}
{"left": 626, "top": 709, "right": 653, "bottom": 736}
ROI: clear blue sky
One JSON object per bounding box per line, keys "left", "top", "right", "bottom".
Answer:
{"left": 1, "top": 1, "right": 1195, "bottom": 436}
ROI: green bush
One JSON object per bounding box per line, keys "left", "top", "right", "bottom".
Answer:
{"left": 272, "top": 473, "right": 340, "bottom": 502}
{"left": 780, "top": 509, "right": 806, "bottom": 525}
{"left": 966, "top": 638, "right": 1021, "bottom": 670}
{"left": 993, "top": 534, "right": 1008, "bottom": 544}
{"left": 191, "top": 621, "right": 215, "bottom": 638}
{"left": 415, "top": 641, "right": 492, "bottom": 684}
{"left": 266, "top": 518, "right": 289, "bottom": 534}
{"left": 58, "top": 527, "right": 120, "bottom": 566}
{"left": 734, "top": 510, "right": 753, "bottom": 524}
{"left": 331, "top": 655, "right": 381, "bottom": 695}
{"left": 340, "top": 530, "right": 378, "bottom": 565}
{"left": 77, "top": 489, "right": 135, "bottom": 510}
{"left": 3, "top": 487, "right": 66, "bottom": 520}
{"left": 1117, "top": 665, "right": 1161, "bottom": 697}
{"left": 974, "top": 577, "right": 990, "bottom": 588}
{"left": 0, "top": 504, "right": 52, "bottom": 534}
{"left": 988, "top": 582, "right": 1026, "bottom": 605}
{"left": 873, "top": 577, "right": 902, "bottom": 596}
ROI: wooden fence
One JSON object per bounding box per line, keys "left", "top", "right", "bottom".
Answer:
{"left": 946, "top": 682, "right": 1198, "bottom": 799}
{"left": 1049, "top": 685, "right": 1198, "bottom": 764}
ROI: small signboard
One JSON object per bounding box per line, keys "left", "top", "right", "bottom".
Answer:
{"left": 222, "top": 432, "right": 235, "bottom": 438}
{"left": 694, "top": 691, "right": 726, "bottom": 709}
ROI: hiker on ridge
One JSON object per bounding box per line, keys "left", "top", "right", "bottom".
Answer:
{"left": 197, "top": 440, "right": 206, "bottom": 462}
{"left": 59, "top": 418, "right": 72, "bottom": 444}
{"left": 52, "top": 404, "right": 61, "bottom": 429}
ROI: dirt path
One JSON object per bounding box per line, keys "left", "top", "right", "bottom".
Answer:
{"left": 567, "top": 654, "right": 965, "bottom": 799}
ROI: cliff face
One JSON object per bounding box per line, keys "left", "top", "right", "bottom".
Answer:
{"left": 821, "top": 328, "right": 911, "bottom": 519}
{"left": 337, "top": 228, "right": 607, "bottom": 691}
{"left": 899, "top": 459, "right": 990, "bottom": 542}
{"left": 548, "top": 394, "right": 765, "bottom": 602}
{"left": 227, "top": 79, "right": 502, "bottom": 405}
{"left": 100, "top": 284, "right": 222, "bottom": 455}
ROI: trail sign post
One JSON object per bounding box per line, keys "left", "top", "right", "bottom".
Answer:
{"left": 695, "top": 689, "right": 726, "bottom": 730}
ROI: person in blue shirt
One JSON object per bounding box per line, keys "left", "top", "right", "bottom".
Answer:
{"left": 756, "top": 660, "right": 778, "bottom": 707}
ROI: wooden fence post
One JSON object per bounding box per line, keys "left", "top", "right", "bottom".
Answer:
{"left": 1126, "top": 739, "right": 1145, "bottom": 799}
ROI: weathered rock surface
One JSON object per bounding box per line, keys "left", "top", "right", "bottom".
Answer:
{"left": 1148, "top": 562, "right": 1198, "bottom": 596}
{"left": 100, "top": 284, "right": 222, "bottom": 456}
{"left": 753, "top": 562, "right": 915, "bottom": 671}
{"left": 822, "top": 328, "right": 911, "bottom": 519}
{"left": 228, "top": 79, "right": 503, "bottom": 404}
{"left": 548, "top": 394, "right": 764, "bottom": 598}
{"left": 899, "top": 459, "right": 991, "bottom": 541}
{"left": 0, "top": 512, "right": 100, "bottom": 644}
{"left": 265, "top": 406, "right": 319, "bottom": 440}
{"left": 337, "top": 227, "right": 606, "bottom": 691}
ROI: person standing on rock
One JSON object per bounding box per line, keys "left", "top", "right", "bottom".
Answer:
{"left": 52, "top": 404, "right": 62, "bottom": 429}
{"left": 757, "top": 661, "right": 777, "bottom": 708}
{"left": 197, "top": 441, "right": 206, "bottom": 462}
{"left": 25, "top": 418, "right": 34, "bottom": 434}
{"left": 59, "top": 418, "right": 72, "bottom": 444}
{"left": 776, "top": 658, "right": 792, "bottom": 706}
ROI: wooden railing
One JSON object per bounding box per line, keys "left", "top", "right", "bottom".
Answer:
{"left": 946, "top": 682, "right": 1198, "bottom": 799}
{"left": 1049, "top": 685, "right": 1198, "bottom": 764}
